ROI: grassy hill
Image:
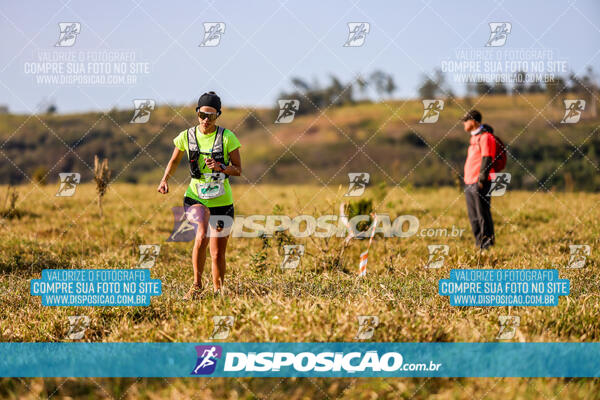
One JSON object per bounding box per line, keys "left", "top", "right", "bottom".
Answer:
{"left": 1, "top": 94, "right": 599, "bottom": 191}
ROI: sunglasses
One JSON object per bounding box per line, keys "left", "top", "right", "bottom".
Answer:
{"left": 197, "top": 111, "right": 219, "bottom": 121}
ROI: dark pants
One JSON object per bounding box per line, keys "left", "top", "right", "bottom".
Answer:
{"left": 465, "top": 181, "right": 495, "bottom": 249}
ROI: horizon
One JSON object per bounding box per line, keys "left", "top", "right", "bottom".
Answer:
{"left": 0, "top": 91, "right": 568, "bottom": 117}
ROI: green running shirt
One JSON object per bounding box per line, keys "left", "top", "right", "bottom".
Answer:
{"left": 173, "top": 126, "right": 241, "bottom": 207}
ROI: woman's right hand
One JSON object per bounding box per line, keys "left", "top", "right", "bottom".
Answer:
{"left": 157, "top": 179, "right": 169, "bottom": 194}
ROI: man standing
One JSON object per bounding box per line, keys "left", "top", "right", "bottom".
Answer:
{"left": 462, "top": 110, "right": 495, "bottom": 250}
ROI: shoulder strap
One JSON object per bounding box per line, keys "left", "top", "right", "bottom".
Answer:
{"left": 187, "top": 126, "right": 198, "bottom": 153}
{"left": 212, "top": 126, "right": 225, "bottom": 154}
{"left": 189, "top": 126, "right": 225, "bottom": 156}
{"left": 186, "top": 126, "right": 203, "bottom": 179}
{"left": 210, "top": 126, "right": 228, "bottom": 166}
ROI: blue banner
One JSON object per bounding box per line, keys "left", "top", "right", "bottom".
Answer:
{"left": 1, "top": 343, "right": 599, "bottom": 377}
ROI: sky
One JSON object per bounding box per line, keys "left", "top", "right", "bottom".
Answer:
{"left": 1, "top": 0, "right": 599, "bottom": 114}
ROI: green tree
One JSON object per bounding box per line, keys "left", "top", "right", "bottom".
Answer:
{"left": 492, "top": 80, "right": 508, "bottom": 95}
{"left": 370, "top": 70, "right": 396, "bottom": 99}
{"left": 476, "top": 80, "right": 492, "bottom": 95}
{"left": 418, "top": 69, "right": 447, "bottom": 99}
{"left": 513, "top": 71, "right": 527, "bottom": 95}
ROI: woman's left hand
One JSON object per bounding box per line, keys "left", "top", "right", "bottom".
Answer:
{"left": 205, "top": 158, "right": 223, "bottom": 171}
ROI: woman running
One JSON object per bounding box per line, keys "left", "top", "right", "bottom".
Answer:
{"left": 158, "top": 91, "right": 242, "bottom": 298}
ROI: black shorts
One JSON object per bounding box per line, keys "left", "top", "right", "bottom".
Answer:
{"left": 183, "top": 196, "right": 234, "bottom": 229}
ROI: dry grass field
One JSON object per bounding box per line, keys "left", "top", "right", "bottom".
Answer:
{"left": 1, "top": 181, "right": 599, "bottom": 398}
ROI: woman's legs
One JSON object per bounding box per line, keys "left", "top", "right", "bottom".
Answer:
{"left": 188, "top": 204, "right": 211, "bottom": 287}
{"left": 209, "top": 232, "right": 229, "bottom": 292}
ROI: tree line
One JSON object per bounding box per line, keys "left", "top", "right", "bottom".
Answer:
{"left": 275, "top": 67, "right": 598, "bottom": 114}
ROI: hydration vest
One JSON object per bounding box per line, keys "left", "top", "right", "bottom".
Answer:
{"left": 187, "top": 126, "right": 228, "bottom": 179}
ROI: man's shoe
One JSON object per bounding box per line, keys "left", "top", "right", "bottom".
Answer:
{"left": 481, "top": 237, "right": 494, "bottom": 249}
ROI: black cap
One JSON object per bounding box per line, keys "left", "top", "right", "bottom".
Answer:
{"left": 196, "top": 91, "right": 221, "bottom": 114}
{"left": 462, "top": 109, "right": 482, "bottom": 123}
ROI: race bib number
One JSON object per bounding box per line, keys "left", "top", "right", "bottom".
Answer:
{"left": 196, "top": 173, "right": 225, "bottom": 199}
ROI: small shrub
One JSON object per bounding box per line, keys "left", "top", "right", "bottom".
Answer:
{"left": 345, "top": 198, "right": 373, "bottom": 232}
{"left": 1, "top": 185, "right": 22, "bottom": 219}
{"left": 31, "top": 166, "right": 48, "bottom": 185}
{"left": 249, "top": 234, "right": 271, "bottom": 273}
{"left": 94, "top": 155, "right": 111, "bottom": 217}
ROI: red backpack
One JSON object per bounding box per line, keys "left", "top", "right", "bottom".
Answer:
{"left": 481, "top": 124, "right": 507, "bottom": 172}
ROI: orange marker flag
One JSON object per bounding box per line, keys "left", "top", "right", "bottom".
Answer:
{"left": 358, "top": 214, "right": 377, "bottom": 277}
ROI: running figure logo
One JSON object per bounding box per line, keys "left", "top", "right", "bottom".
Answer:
{"left": 485, "top": 22, "right": 511, "bottom": 47}
{"left": 561, "top": 100, "right": 586, "bottom": 123}
{"left": 209, "top": 316, "right": 235, "bottom": 340}
{"left": 567, "top": 244, "right": 590, "bottom": 269}
{"left": 196, "top": 173, "right": 226, "bottom": 199}
{"left": 275, "top": 99, "right": 300, "bottom": 123}
{"left": 201, "top": 182, "right": 220, "bottom": 197}
{"left": 67, "top": 316, "right": 90, "bottom": 340}
{"left": 137, "top": 245, "right": 160, "bottom": 268}
{"left": 345, "top": 172, "right": 370, "bottom": 197}
{"left": 191, "top": 345, "right": 222, "bottom": 375}
{"left": 167, "top": 207, "right": 198, "bottom": 242}
{"left": 344, "top": 22, "right": 370, "bottom": 47}
{"left": 130, "top": 99, "right": 155, "bottom": 123}
{"left": 55, "top": 22, "right": 81, "bottom": 47}
{"left": 354, "top": 316, "right": 379, "bottom": 340}
{"left": 487, "top": 172, "right": 511, "bottom": 197}
{"left": 496, "top": 316, "right": 520, "bottom": 340}
{"left": 420, "top": 100, "right": 444, "bottom": 123}
{"left": 281, "top": 244, "right": 304, "bottom": 269}
{"left": 425, "top": 244, "right": 449, "bottom": 269}
{"left": 199, "top": 23, "right": 225, "bottom": 47}
{"left": 56, "top": 173, "right": 81, "bottom": 197}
